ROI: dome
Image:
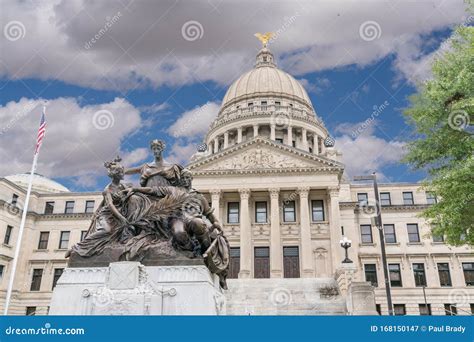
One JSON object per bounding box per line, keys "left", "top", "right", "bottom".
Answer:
{"left": 5, "top": 173, "right": 70, "bottom": 193}
{"left": 221, "top": 47, "right": 312, "bottom": 110}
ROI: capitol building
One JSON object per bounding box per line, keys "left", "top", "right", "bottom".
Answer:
{"left": 0, "top": 45, "right": 473, "bottom": 316}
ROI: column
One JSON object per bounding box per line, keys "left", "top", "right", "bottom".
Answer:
{"left": 238, "top": 188, "right": 252, "bottom": 278}
{"left": 313, "top": 134, "right": 319, "bottom": 155}
{"left": 210, "top": 189, "right": 221, "bottom": 222}
{"left": 253, "top": 124, "right": 259, "bottom": 137}
{"left": 269, "top": 188, "right": 283, "bottom": 278}
{"left": 237, "top": 127, "right": 243, "bottom": 143}
{"left": 270, "top": 124, "right": 276, "bottom": 141}
{"left": 321, "top": 137, "right": 326, "bottom": 155}
{"left": 328, "top": 187, "right": 342, "bottom": 273}
{"left": 223, "top": 131, "right": 229, "bottom": 149}
{"left": 302, "top": 128, "right": 308, "bottom": 151}
{"left": 298, "top": 187, "right": 314, "bottom": 277}
{"left": 213, "top": 137, "right": 218, "bottom": 153}
{"left": 287, "top": 126, "right": 293, "bottom": 146}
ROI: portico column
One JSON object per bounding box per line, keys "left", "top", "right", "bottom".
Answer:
{"left": 269, "top": 188, "right": 283, "bottom": 278}
{"left": 253, "top": 124, "right": 259, "bottom": 137}
{"left": 298, "top": 187, "right": 314, "bottom": 277}
{"left": 287, "top": 126, "right": 293, "bottom": 146}
{"left": 213, "top": 137, "right": 219, "bottom": 153}
{"left": 328, "top": 187, "right": 342, "bottom": 273}
{"left": 313, "top": 135, "right": 319, "bottom": 155}
{"left": 210, "top": 189, "right": 222, "bottom": 222}
{"left": 238, "top": 188, "right": 252, "bottom": 278}
{"left": 302, "top": 128, "right": 308, "bottom": 151}
{"left": 223, "top": 131, "right": 229, "bottom": 149}
{"left": 270, "top": 124, "right": 276, "bottom": 141}
{"left": 237, "top": 127, "right": 243, "bottom": 143}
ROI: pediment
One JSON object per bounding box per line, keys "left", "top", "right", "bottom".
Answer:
{"left": 188, "top": 137, "right": 343, "bottom": 174}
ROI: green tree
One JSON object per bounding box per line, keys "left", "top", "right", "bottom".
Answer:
{"left": 404, "top": 25, "right": 474, "bottom": 246}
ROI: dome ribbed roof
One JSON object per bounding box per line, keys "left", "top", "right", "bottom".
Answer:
{"left": 5, "top": 173, "right": 70, "bottom": 193}
{"left": 221, "top": 47, "right": 312, "bottom": 109}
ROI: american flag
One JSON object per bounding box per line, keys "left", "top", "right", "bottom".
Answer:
{"left": 34, "top": 107, "right": 46, "bottom": 154}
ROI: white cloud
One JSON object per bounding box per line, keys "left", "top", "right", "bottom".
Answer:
{"left": 0, "top": 0, "right": 468, "bottom": 90}
{"left": 168, "top": 101, "right": 219, "bottom": 139}
{"left": 166, "top": 142, "right": 198, "bottom": 166}
{"left": 334, "top": 121, "right": 405, "bottom": 178}
{"left": 0, "top": 97, "right": 144, "bottom": 187}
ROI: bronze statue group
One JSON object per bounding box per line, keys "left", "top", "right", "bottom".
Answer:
{"left": 66, "top": 139, "right": 230, "bottom": 289}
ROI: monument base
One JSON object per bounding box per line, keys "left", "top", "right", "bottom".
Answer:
{"left": 49, "top": 262, "right": 225, "bottom": 315}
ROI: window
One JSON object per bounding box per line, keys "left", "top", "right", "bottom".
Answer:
{"left": 81, "top": 230, "right": 87, "bottom": 241}
{"left": 444, "top": 304, "right": 457, "bottom": 316}
{"left": 311, "top": 200, "right": 325, "bottom": 221}
{"left": 261, "top": 101, "right": 267, "bottom": 106}
{"left": 44, "top": 201, "right": 54, "bottom": 214}
{"left": 247, "top": 102, "right": 253, "bottom": 107}
{"left": 11, "top": 194, "right": 18, "bottom": 206}
{"left": 432, "top": 233, "right": 444, "bottom": 243}
{"left": 85, "top": 200, "right": 95, "bottom": 213}
{"left": 30, "top": 269, "right": 43, "bottom": 291}
{"left": 389, "top": 264, "right": 402, "bottom": 287}
{"left": 462, "top": 263, "right": 474, "bottom": 286}
{"left": 357, "top": 193, "right": 368, "bottom": 204}
{"left": 275, "top": 101, "right": 281, "bottom": 108}
{"left": 254, "top": 247, "right": 270, "bottom": 278}
{"left": 471, "top": 304, "right": 474, "bottom": 314}
{"left": 407, "top": 224, "right": 420, "bottom": 243}
{"left": 403, "top": 192, "right": 414, "bottom": 205}
{"left": 283, "top": 201, "right": 296, "bottom": 222}
{"left": 393, "top": 304, "right": 406, "bottom": 315}
{"left": 0, "top": 265, "right": 4, "bottom": 279}
{"left": 52, "top": 268, "right": 64, "bottom": 289}
{"left": 380, "top": 192, "right": 391, "bottom": 206}
{"left": 309, "top": 147, "right": 313, "bottom": 153}
{"left": 360, "top": 225, "right": 373, "bottom": 244}
{"left": 228, "top": 248, "right": 240, "bottom": 279}
{"left": 419, "top": 304, "right": 431, "bottom": 315}
{"left": 255, "top": 202, "right": 267, "bottom": 223}
{"left": 4, "top": 225, "right": 13, "bottom": 245}
{"left": 37, "top": 232, "right": 49, "bottom": 250}
{"left": 292, "top": 140, "right": 296, "bottom": 147}
{"left": 283, "top": 246, "right": 300, "bottom": 278}
{"left": 275, "top": 138, "right": 284, "bottom": 144}
{"left": 426, "top": 192, "right": 437, "bottom": 204}
{"left": 413, "top": 263, "right": 427, "bottom": 287}
{"left": 26, "top": 307, "right": 36, "bottom": 316}
{"left": 383, "top": 224, "right": 397, "bottom": 243}
{"left": 64, "top": 201, "right": 75, "bottom": 214}
{"left": 227, "top": 202, "right": 239, "bottom": 224}
{"left": 364, "top": 264, "right": 378, "bottom": 287}
{"left": 59, "top": 231, "right": 70, "bottom": 249}
{"left": 437, "top": 263, "right": 452, "bottom": 287}
{"left": 376, "top": 304, "right": 381, "bottom": 315}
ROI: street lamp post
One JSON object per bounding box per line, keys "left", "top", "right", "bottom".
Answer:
{"left": 339, "top": 236, "right": 353, "bottom": 263}
{"left": 354, "top": 172, "right": 394, "bottom": 316}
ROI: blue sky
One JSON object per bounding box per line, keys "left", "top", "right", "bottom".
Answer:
{"left": 0, "top": 0, "right": 469, "bottom": 191}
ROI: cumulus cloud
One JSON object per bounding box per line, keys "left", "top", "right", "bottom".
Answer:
{"left": 334, "top": 121, "right": 405, "bottom": 178}
{"left": 0, "top": 97, "right": 146, "bottom": 187}
{"left": 0, "top": 0, "right": 468, "bottom": 90}
{"left": 168, "top": 101, "right": 219, "bottom": 139}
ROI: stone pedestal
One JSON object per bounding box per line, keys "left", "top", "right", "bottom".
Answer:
{"left": 346, "top": 282, "right": 378, "bottom": 315}
{"left": 334, "top": 263, "right": 357, "bottom": 296}
{"left": 49, "top": 262, "right": 225, "bottom": 315}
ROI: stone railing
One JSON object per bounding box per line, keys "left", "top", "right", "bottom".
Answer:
{"left": 209, "top": 105, "right": 323, "bottom": 131}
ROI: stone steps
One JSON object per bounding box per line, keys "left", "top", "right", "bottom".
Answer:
{"left": 225, "top": 278, "right": 347, "bottom": 315}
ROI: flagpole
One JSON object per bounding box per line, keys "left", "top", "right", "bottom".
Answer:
{"left": 3, "top": 105, "right": 45, "bottom": 315}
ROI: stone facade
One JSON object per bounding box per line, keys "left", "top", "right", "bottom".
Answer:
{"left": 0, "top": 46, "right": 473, "bottom": 316}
